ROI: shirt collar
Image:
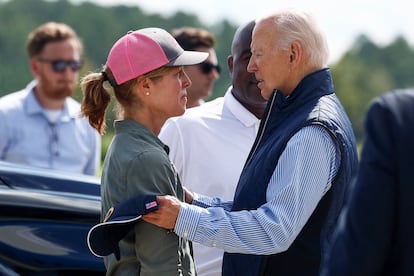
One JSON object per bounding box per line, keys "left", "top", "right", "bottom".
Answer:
{"left": 24, "top": 80, "right": 79, "bottom": 122}
{"left": 224, "top": 86, "right": 260, "bottom": 128}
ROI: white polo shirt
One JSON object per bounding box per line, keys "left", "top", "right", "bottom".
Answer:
{"left": 159, "top": 87, "right": 260, "bottom": 276}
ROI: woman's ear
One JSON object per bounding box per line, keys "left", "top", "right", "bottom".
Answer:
{"left": 137, "top": 77, "right": 151, "bottom": 96}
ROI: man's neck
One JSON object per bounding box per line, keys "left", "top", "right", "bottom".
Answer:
{"left": 34, "top": 86, "right": 65, "bottom": 110}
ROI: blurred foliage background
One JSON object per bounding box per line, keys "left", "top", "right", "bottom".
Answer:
{"left": 2, "top": 0, "right": 414, "bottom": 164}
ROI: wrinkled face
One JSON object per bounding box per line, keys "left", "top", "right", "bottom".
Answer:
{"left": 32, "top": 39, "right": 81, "bottom": 100}
{"left": 150, "top": 66, "right": 192, "bottom": 119}
{"left": 183, "top": 47, "right": 220, "bottom": 106}
{"left": 229, "top": 23, "right": 267, "bottom": 117}
{"left": 247, "top": 22, "right": 292, "bottom": 99}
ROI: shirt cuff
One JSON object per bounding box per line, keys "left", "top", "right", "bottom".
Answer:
{"left": 193, "top": 193, "right": 216, "bottom": 208}
{"left": 174, "top": 202, "right": 202, "bottom": 240}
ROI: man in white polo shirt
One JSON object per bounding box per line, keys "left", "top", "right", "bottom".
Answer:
{"left": 159, "top": 20, "right": 267, "bottom": 276}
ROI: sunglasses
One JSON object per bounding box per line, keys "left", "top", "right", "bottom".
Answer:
{"left": 199, "top": 62, "right": 221, "bottom": 74}
{"left": 37, "top": 58, "right": 83, "bottom": 73}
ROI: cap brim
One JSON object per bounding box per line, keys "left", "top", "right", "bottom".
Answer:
{"left": 87, "top": 194, "right": 158, "bottom": 258}
{"left": 87, "top": 215, "right": 142, "bottom": 257}
{"left": 167, "top": 51, "right": 208, "bottom": 66}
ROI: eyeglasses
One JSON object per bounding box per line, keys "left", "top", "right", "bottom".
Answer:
{"left": 37, "top": 58, "right": 83, "bottom": 73}
{"left": 199, "top": 62, "right": 221, "bottom": 74}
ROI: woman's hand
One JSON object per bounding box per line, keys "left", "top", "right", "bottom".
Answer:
{"left": 183, "top": 186, "right": 194, "bottom": 204}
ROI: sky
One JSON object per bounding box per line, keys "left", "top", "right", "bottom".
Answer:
{"left": 69, "top": 0, "right": 414, "bottom": 64}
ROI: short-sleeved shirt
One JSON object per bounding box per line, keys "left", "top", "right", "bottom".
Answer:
{"left": 101, "top": 119, "right": 195, "bottom": 276}
{"left": 0, "top": 81, "right": 101, "bottom": 175}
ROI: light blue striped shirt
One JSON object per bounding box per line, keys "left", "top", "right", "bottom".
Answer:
{"left": 175, "top": 125, "right": 340, "bottom": 255}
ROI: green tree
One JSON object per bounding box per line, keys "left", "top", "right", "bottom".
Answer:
{"left": 332, "top": 34, "right": 414, "bottom": 143}
{"left": 4, "top": 0, "right": 414, "bottom": 160}
{"left": 0, "top": 0, "right": 238, "bottom": 163}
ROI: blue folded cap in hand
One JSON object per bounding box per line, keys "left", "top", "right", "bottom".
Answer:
{"left": 87, "top": 194, "right": 158, "bottom": 260}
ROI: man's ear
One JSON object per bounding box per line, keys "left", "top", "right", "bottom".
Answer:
{"left": 289, "top": 41, "right": 302, "bottom": 69}
{"left": 30, "top": 58, "right": 39, "bottom": 76}
{"left": 227, "top": 55, "right": 234, "bottom": 75}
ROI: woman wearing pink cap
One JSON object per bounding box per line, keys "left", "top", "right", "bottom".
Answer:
{"left": 81, "top": 28, "right": 207, "bottom": 275}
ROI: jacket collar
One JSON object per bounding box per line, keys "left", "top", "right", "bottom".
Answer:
{"left": 274, "top": 68, "right": 334, "bottom": 110}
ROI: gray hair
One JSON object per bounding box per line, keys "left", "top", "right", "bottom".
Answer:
{"left": 258, "top": 9, "right": 329, "bottom": 67}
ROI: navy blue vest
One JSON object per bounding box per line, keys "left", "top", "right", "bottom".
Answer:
{"left": 222, "top": 69, "right": 358, "bottom": 276}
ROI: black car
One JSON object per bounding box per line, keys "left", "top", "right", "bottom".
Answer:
{"left": 0, "top": 161, "right": 105, "bottom": 275}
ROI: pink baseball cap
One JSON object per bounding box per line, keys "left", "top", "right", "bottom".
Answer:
{"left": 106, "top": 27, "right": 208, "bottom": 85}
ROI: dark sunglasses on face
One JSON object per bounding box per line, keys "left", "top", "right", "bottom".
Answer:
{"left": 37, "top": 58, "right": 83, "bottom": 73}
{"left": 199, "top": 61, "right": 221, "bottom": 74}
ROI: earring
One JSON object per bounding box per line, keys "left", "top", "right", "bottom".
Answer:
{"left": 146, "top": 92, "right": 150, "bottom": 96}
